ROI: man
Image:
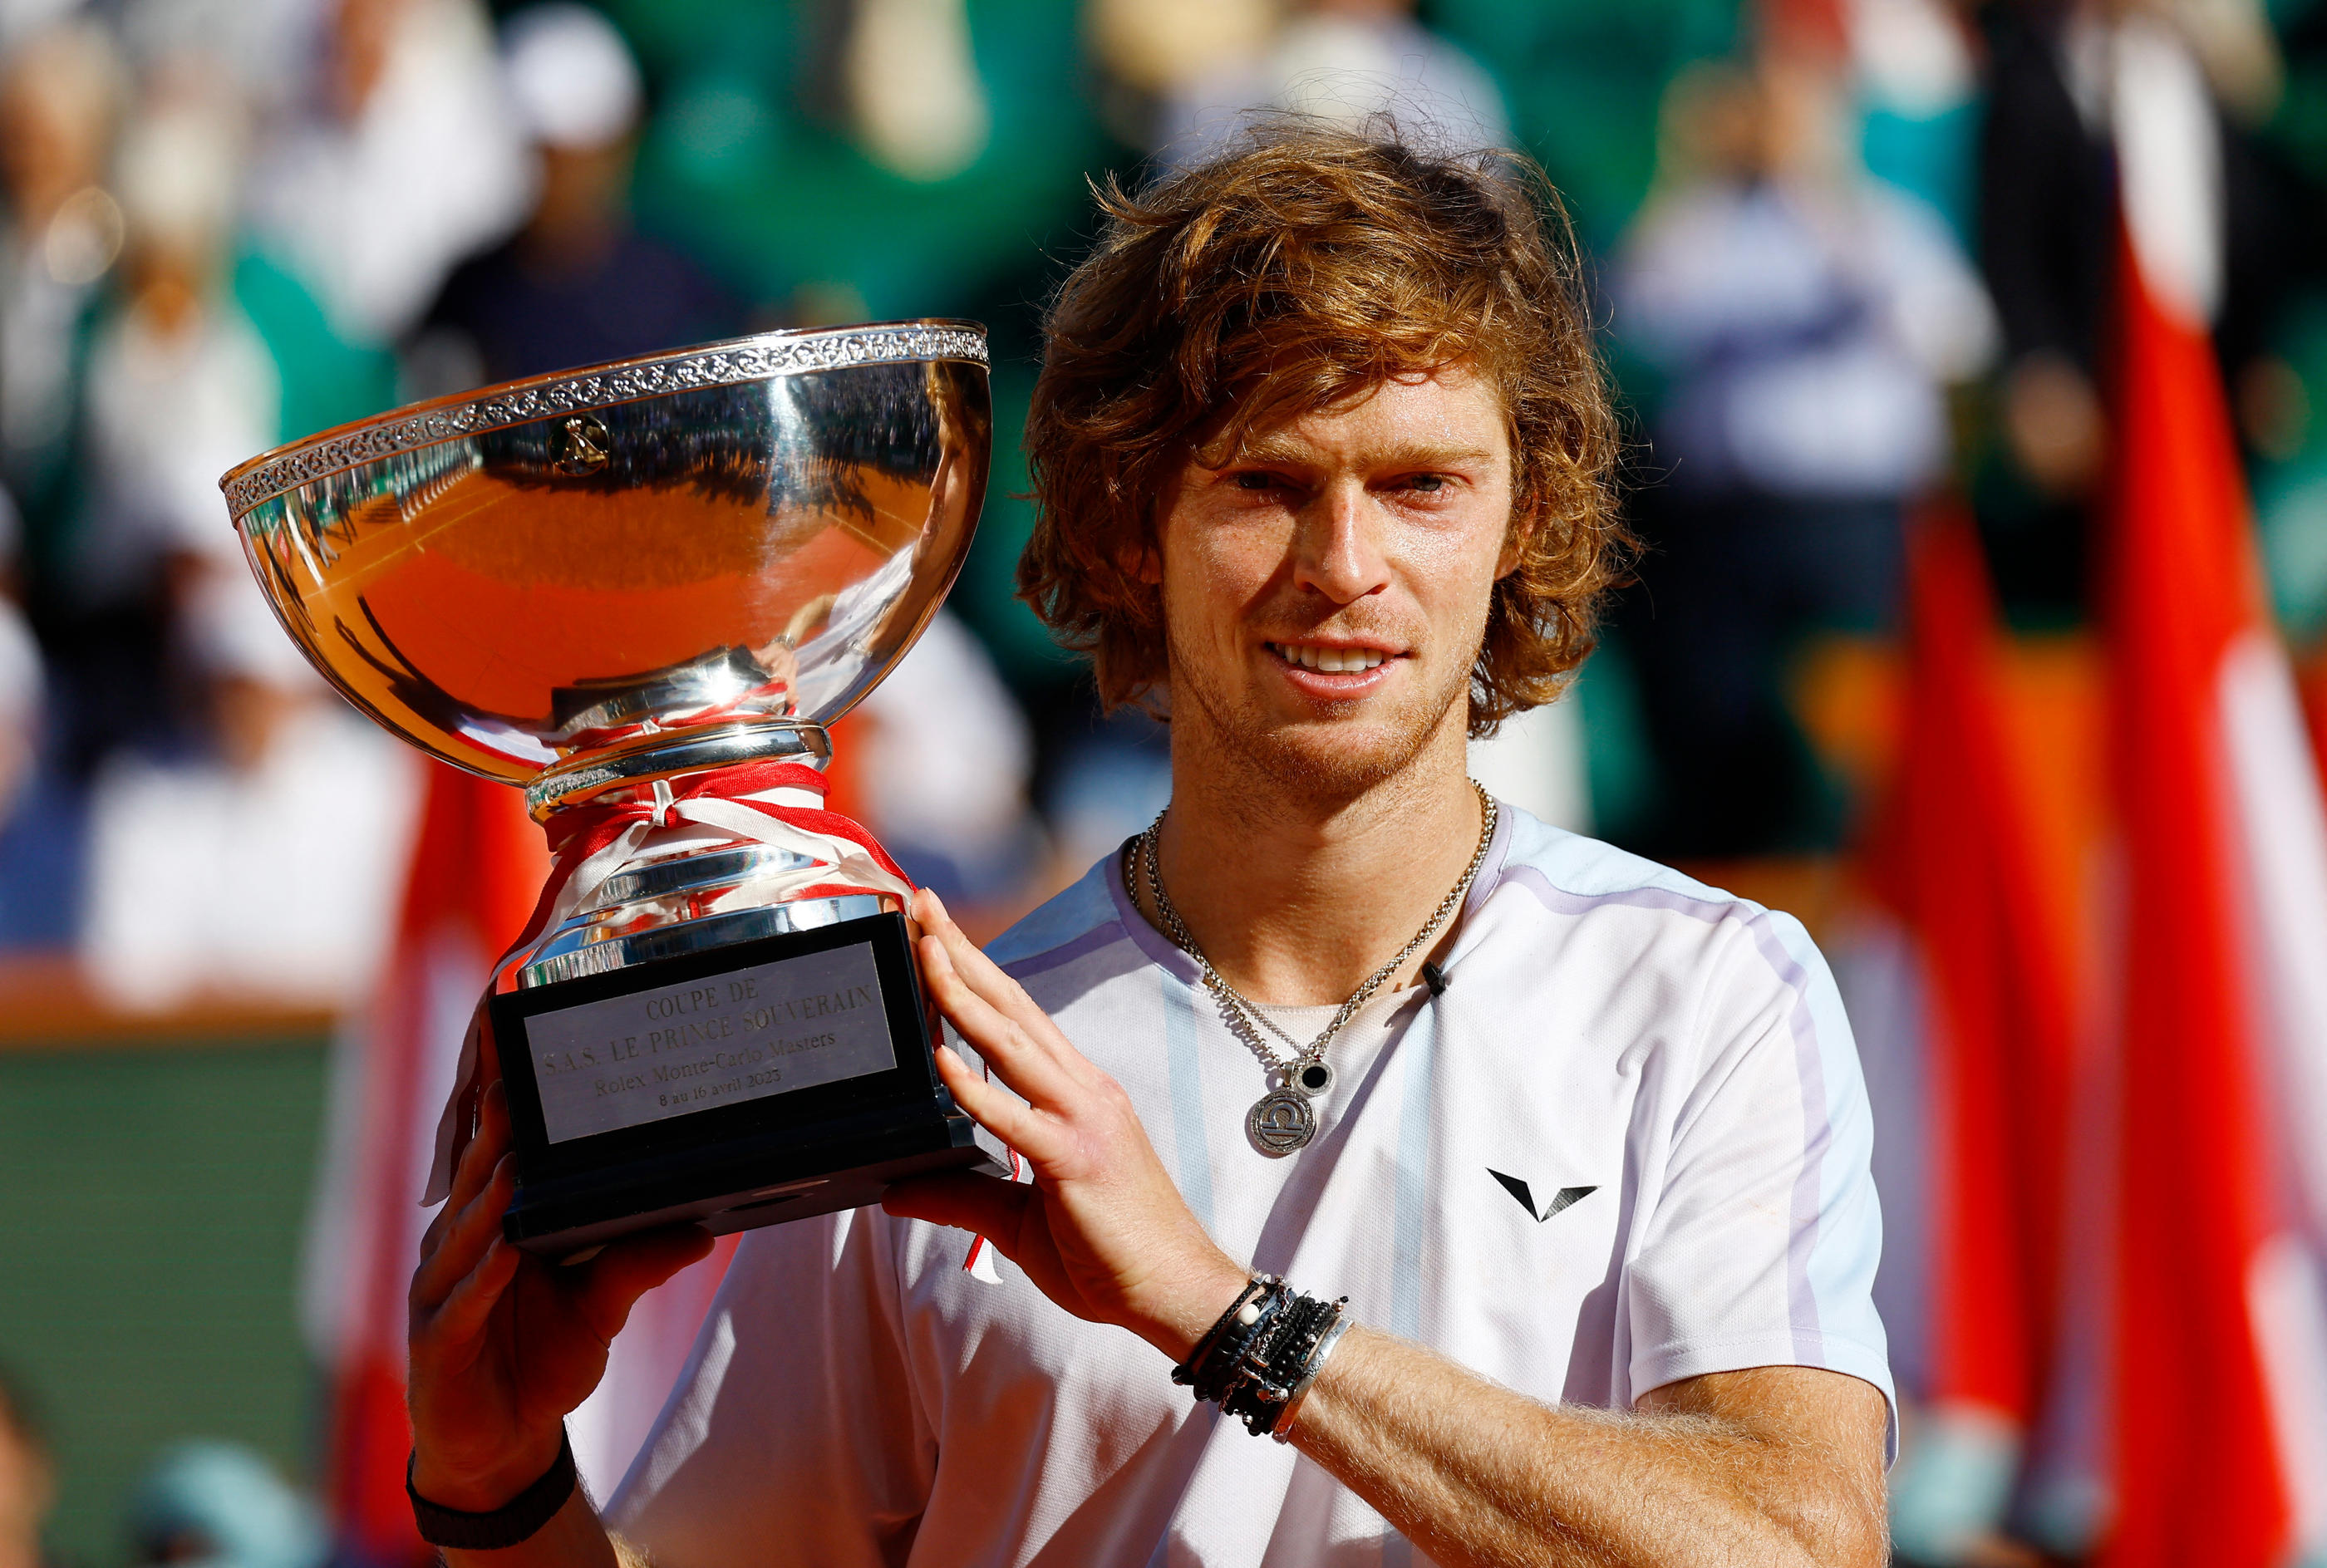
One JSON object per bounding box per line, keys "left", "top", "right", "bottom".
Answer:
{"left": 409, "top": 126, "right": 1893, "bottom": 1566}
{"left": 411, "top": 5, "right": 742, "bottom": 393}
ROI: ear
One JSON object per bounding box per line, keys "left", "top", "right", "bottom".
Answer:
{"left": 1118, "top": 535, "right": 1164, "bottom": 587}
{"left": 1495, "top": 504, "right": 1534, "bottom": 580}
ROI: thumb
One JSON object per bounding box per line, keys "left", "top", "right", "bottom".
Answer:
{"left": 576, "top": 1225, "right": 717, "bottom": 1339}
{"left": 882, "top": 1171, "right": 1031, "bottom": 1240}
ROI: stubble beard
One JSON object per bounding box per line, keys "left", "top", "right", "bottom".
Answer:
{"left": 1164, "top": 622, "right": 1475, "bottom": 806}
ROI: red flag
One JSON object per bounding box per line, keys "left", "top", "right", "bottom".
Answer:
{"left": 2302, "top": 653, "right": 2327, "bottom": 789}
{"left": 1871, "top": 510, "right": 2093, "bottom": 1560}
{"left": 2098, "top": 198, "right": 2327, "bottom": 1568}
{"left": 1878, "top": 510, "right": 2081, "bottom": 1429}
{"left": 306, "top": 764, "right": 547, "bottom": 1567}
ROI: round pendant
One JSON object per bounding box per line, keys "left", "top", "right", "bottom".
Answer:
{"left": 1293, "top": 1059, "right": 1335, "bottom": 1097}
{"left": 1247, "top": 1089, "right": 1317, "bottom": 1157}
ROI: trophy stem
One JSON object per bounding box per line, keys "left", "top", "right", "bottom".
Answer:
{"left": 526, "top": 720, "right": 832, "bottom": 822}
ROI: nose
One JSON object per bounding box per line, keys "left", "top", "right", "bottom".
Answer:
{"left": 1289, "top": 480, "right": 1391, "bottom": 605}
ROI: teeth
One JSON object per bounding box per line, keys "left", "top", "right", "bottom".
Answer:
{"left": 1272, "top": 643, "right": 1385, "bottom": 672}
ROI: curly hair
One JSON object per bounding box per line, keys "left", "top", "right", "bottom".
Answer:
{"left": 1016, "top": 120, "right": 1627, "bottom": 736}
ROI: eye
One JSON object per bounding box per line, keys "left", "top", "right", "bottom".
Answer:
{"left": 1402, "top": 474, "right": 1450, "bottom": 494}
{"left": 1232, "top": 470, "right": 1284, "bottom": 492}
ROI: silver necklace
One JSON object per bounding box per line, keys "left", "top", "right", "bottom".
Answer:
{"left": 1135, "top": 782, "right": 1498, "bottom": 1157}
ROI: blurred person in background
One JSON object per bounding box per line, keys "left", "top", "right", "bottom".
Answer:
{"left": 1039, "top": 704, "right": 1173, "bottom": 889}
{"left": 1153, "top": 0, "right": 1510, "bottom": 165}
{"left": 1976, "top": 0, "right": 2300, "bottom": 612}
{"left": 79, "top": 568, "right": 418, "bottom": 1013}
{"left": 0, "top": 17, "right": 124, "bottom": 559}
{"left": 0, "top": 484, "right": 76, "bottom": 949}
{"left": 58, "top": 81, "right": 275, "bottom": 775}
{"left": 76, "top": 87, "right": 270, "bottom": 604}
{"left": 246, "top": 0, "right": 525, "bottom": 351}
{"left": 127, "top": 1443, "right": 324, "bottom": 1568}
{"left": 839, "top": 0, "right": 991, "bottom": 184}
{"left": 847, "top": 608, "right": 1039, "bottom": 919}
{"left": 409, "top": 3, "right": 742, "bottom": 394}
{"left": 1614, "top": 42, "right": 1994, "bottom": 860}
{"left": 0, "top": 1368, "right": 54, "bottom": 1568}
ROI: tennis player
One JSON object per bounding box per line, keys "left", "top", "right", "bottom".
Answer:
{"left": 406, "top": 124, "right": 1892, "bottom": 1567}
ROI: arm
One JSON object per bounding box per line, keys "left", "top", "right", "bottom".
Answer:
{"left": 883, "top": 891, "right": 1890, "bottom": 1568}
{"left": 1286, "top": 1335, "right": 1887, "bottom": 1567}
{"left": 406, "top": 1019, "right": 713, "bottom": 1568}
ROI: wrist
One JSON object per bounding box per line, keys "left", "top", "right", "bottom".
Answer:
{"left": 1135, "top": 1252, "right": 1256, "bottom": 1363}
{"left": 408, "top": 1429, "right": 578, "bottom": 1552}
{"left": 411, "top": 1429, "right": 567, "bottom": 1515}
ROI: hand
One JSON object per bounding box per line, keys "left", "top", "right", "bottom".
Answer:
{"left": 881, "top": 889, "right": 1250, "bottom": 1362}
{"left": 407, "top": 1012, "right": 713, "bottom": 1511}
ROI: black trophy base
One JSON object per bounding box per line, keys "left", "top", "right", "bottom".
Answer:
{"left": 488, "top": 910, "right": 1008, "bottom": 1257}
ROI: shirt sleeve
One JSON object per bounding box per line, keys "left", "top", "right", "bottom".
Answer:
{"left": 1622, "top": 906, "right": 1897, "bottom": 1452}
{"left": 606, "top": 1207, "right": 936, "bottom": 1567}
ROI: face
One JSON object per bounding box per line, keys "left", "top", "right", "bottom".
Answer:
{"left": 1151, "top": 362, "right": 1518, "bottom": 798}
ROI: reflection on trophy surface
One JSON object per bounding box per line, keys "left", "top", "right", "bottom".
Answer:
{"left": 219, "top": 322, "right": 1007, "bottom": 1254}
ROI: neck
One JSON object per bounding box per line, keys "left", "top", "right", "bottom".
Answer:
{"left": 1139, "top": 705, "right": 1487, "bottom": 1006}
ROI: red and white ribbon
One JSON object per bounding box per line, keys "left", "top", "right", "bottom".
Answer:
{"left": 419, "top": 757, "right": 1011, "bottom": 1285}
{"left": 422, "top": 759, "right": 913, "bottom": 1204}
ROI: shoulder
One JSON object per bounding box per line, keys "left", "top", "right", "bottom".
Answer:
{"left": 1472, "top": 807, "right": 1849, "bottom": 1060}
{"left": 984, "top": 851, "right": 1151, "bottom": 991}
{"left": 1487, "top": 808, "right": 1821, "bottom": 957}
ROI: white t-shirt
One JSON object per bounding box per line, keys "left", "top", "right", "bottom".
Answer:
{"left": 608, "top": 805, "right": 1892, "bottom": 1566}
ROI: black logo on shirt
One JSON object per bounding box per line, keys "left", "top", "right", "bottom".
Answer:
{"left": 1488, "top": 1170, "right": 1597, "bottom": 1223}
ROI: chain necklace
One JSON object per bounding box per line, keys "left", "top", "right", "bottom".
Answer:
{"left": 1134, "top": 781, "right": 1498, "bottom": 1157}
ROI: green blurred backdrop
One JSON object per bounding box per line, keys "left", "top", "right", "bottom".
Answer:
{"left": 0, "top": 1043, "right": 328, "bottom": 1567}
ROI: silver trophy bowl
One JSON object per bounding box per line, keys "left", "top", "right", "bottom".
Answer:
{"left": 219, "top": 322, "right": 991, "bottom": 988}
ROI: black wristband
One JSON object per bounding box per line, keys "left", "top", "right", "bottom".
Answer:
{"left": 407, "top": 1431, "right": 578, "bottom": 1551}
{"left": 1173, "top": 1275, "right": 1277, "bottom": 1398}
{"left": 1192, "top": 1281, "right": 1287, "bottom": 1405}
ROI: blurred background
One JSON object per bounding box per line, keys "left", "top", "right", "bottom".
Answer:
{"left": 2, "top": 0, "right": 2325, "bottom": 1564}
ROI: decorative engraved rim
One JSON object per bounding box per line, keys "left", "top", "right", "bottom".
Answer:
{"left": 219, "top": 319, "right": 988, "bottom": 519}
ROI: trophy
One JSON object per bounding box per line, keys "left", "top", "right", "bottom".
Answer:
{"left": 219, "top": 322, "right": 1008, "bottom": 1256}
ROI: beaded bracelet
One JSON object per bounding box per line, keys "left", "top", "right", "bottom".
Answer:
{"left": 1172, "top": 1275, "right": 1354, "bottom": 1438}
{"left": 1223, "top": 1291, "right": 1348, "bottom": 1436}
{"left": 1172, "top": 1275, "right": 1284, "bottom": 1403}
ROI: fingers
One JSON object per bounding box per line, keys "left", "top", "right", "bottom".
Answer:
{"left": 421, "top": 1079, "right": 513, "bottom": 1256}
{"left": 414, "top": 1148, "right": 517, "bottom": 1312}
{"left": 932, "top": 1043, "right": 1063, "bottom": 1162}
{"left": 916, "top": 890, "right": 1044, "bottom": 1025}
{"left": 446, "top": 1083, "right": 512, "bottom": 1221}
{"left": 918, "top": 890, "right": 1104, "bottom": 1093}
{"left": 426, "top": 1230, "right": 524, "bottom": 1349}
{"left": 917, "top": 932, "right": 1081, "bottom": 1113}
{"left": 881, "top": 1170, "right": 1032, "bottom": 1241}
{"left": 575, "top": 1226, "right": 717, "bottom": 1344}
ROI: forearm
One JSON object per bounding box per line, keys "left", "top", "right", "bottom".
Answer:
{"left": 438, "top": 1490, "right": 623, "bottom": 1568}
{"left": 1282, "top": 1328, "right": 1882, "bottom": 1568}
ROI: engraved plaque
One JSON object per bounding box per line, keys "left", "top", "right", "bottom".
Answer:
{"left": 525, "top": 942, "right": 896, "bottom": 1143}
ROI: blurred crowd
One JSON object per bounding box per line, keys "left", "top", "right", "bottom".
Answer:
{"left": 0, "top": 0, "right": 1618, "bottom": 1017}
{"left": 7, "top": 0, "right": 2327, "bottom": 1553}
{"left": 0, "top": 0, "right": 2322, "bottom": 1004}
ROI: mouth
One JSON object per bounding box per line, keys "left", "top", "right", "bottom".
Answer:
{"left": 1263, "top": 640, "right": 1400, "bottom": 695}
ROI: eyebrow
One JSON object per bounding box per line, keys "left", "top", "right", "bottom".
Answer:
{"left": 1231, "top": 435, "right": 1498, "bottom": 470}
